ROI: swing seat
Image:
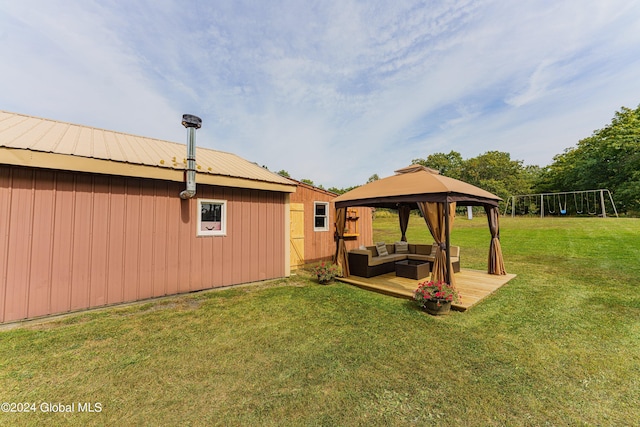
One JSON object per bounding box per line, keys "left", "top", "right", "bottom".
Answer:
{"left": 560, "top": 209, "right": 567, "bottom": 215}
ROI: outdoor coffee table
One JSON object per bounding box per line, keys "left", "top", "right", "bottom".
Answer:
{"left": 395, "top": 259, "right": 430, "bottom": 280}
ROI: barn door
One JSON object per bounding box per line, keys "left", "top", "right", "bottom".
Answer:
{"left": 290, "top": 203, "right": 305, "bottom": 269}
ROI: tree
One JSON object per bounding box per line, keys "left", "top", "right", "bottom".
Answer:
{"left": 412, "top": 151, "right": 464, "bottom": 179}
{"left": 538, "top": 105, "right": 640, "bottom": 213}
{"left": 411, "top": 150, "right": 534, "bottom": 210}
{"left": 367, "top": 174, "right": 380, "bottom": 183}
{"left": 276, "top": 170, "right": 290, "bottom": 178}
{"left": 327, "top": 185, "right": 359, "bottom": 195}
{"left": 524, "top": 164, "right": 544, "bottom": 188}
{"left": 461, "top": 151, "right": 532, "bottom": 204}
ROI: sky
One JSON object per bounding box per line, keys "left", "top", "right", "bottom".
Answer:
{"left": 1, "top": 0, "right": 640, "bottom": 189}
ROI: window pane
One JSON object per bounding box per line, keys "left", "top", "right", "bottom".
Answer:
{"left": 201, "top": 203, "right": 222, "bottom": 231}
{"left": 314, "top": 202, "right": 329, "bottom": 231}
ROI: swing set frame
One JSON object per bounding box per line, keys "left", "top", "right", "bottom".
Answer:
{"left": 504, "top": 189, "right": 618, "bottom": 218}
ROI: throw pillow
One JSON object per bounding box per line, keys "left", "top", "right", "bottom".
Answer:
{"left": 375, "top": 242, "right": 389, "bottom": 257}
{"left": 394, "top": 241, "right": 409, "bottom": 254}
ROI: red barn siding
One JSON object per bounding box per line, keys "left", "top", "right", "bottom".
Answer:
{"left": 0, "top": 166, "right": 287, "bottom": 323}
{"left": 50, "top": 173, "right": 75, "bottom": 313}
{"left": 5, "top": 167, "right": 33, "bottom": 321}
{"left": 28, "top": 170, "right": 55, "bottom": 318}
{"left": 343, "top": 206, "right": 374, "bottom": 251}
{"left": 152, "top": 183, "right": 169, "bottom": 298}
{"left": 90, "top": 175, "right": 110, "bottom": 308}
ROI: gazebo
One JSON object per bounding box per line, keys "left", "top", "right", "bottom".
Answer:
{"left": 333, "top": 165, "right": 506, "bottom": 285}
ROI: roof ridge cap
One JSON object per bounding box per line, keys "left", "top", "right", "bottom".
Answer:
{"left": 394, "top": 164, "right": 440, "bottom": 175}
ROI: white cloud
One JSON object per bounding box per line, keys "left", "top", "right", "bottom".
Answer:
{"left": 0, "top": 1, "right": 182, "bottom": 140}
{"left": 1, "top": 0, "right": 640, "bottom": 188}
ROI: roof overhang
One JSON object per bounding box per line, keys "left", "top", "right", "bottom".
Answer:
{"left": 335, "top": 193, "right": 500, "bottom": 209}
{"left": 0, "top": 147, "right": 297, "bottom": 193}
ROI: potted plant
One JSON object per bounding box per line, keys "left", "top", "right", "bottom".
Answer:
{"left": 312, "top": 262, "right": 340, "bottom": 284}
{"left": 413, "top": 280, "right": 461, "bottom": 315}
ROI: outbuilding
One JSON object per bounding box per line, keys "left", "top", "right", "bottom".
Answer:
{"left": 288, "top": 179, "right": 373, "bottom": 268}
{"left": 0, "top": 111, "right": 297, "bottom": 323}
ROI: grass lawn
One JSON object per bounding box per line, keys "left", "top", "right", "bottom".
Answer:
{"left": 1, "top": 217, "right": 639, "bottom": 426}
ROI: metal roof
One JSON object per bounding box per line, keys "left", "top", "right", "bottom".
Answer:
{"left": 285, "top": 177, "right": 338, "bottom": 197}
{"left": 0, "top": 110, "right": 295, "bottom": 191}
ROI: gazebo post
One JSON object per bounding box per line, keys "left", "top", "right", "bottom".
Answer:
{"left": 444, "top": 200, "right": 451, "bottom": 285}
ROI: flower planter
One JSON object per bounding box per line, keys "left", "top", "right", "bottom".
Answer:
{"left": 413, "top": 281, "right": 459, "bottom": 315}
{"left": 423, "top": 299, "right": 452, "bottom": 316}
{"left": 312, "top": 262, "right": 339, "bottom": 285}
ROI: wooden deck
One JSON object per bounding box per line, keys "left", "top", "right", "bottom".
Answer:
{"left": 337, "top": 269, "right": 517, "bottom": 311}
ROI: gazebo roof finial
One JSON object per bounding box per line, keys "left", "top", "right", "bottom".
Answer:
{"left": 394, "top": 164, "right": 440, "bottom": 175}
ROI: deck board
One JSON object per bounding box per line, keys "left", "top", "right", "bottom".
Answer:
{"left": 337, "top": 269, "right": 516, "bottom": 311}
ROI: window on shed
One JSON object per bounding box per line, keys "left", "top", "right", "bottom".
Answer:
{"left": 198, "top": 199, "right": 227, "bottom": 236}
{"left": 314, "top": 202, "right": 329, "bottom": 231}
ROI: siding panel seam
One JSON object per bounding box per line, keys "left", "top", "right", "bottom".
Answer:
{"left": 0, "top": 168, "right": 14, "bottom": 322}
{"left": 25, "top": 170, "right": 36, "bottom": 318}
{"left": 67, "top": 174, "right": 77, "bottom": 311}
{"left": 46, "top": 172, "right": 58, "bottom": 316}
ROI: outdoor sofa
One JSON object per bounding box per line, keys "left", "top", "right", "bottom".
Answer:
{"left": 348, "top": 242, "right": 460, "bottom": 278}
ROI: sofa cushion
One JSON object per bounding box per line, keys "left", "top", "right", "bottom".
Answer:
{"left": 449, "top": 246, "right": 460, "bottom": 257}
{"left": 407, "top": 254, "right": 434, "bottom": 262}
{"left": 375, "top": 242, "right": 389, "bottom": 257}
{"left": 369, "top": 253, "right": 406, "bottom": 266}
{"left": 413, "top": 244, "right": 434, "bottom": 255}
{"left": 394, "top": 241, "right": 409, "bottom": 254}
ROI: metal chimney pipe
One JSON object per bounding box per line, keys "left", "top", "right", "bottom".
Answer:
{"left": 179, "top": 114, "right": 202, "bottom": 199}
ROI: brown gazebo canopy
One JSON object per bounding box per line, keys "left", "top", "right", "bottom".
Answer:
{"left": 333, "top": 165, "right": 506, "bottom": 284}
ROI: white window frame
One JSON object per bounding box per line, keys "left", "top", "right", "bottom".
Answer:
{"left": 197, "top": 199, "right": 227, "bottom": 237}
{"left": 314, "top": 201, "right": 329, "bottom": 232}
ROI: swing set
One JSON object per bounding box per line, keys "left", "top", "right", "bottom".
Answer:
{"left": 504, "top": 189, "right": 618, "bottom": 218}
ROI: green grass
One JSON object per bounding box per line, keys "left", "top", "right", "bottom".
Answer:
{"left": 1, "top": 217, "right": 639, "bottom": 426}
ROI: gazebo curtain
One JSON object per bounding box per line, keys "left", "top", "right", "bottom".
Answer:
{"left": 485, "top": 206, "right": 506, "bottom": 275}
{"left": 334, "top": 207, "right": 350, "bottom": 277}
{"left": 417, "top": 201, "right": 456, "bottom": 285}
{"left": 398, "top": 205, "right": 411, "bottom": 242}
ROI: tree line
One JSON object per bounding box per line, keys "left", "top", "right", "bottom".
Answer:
{"left": 278, "top": 104, "right": 639, "bottom": 215}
